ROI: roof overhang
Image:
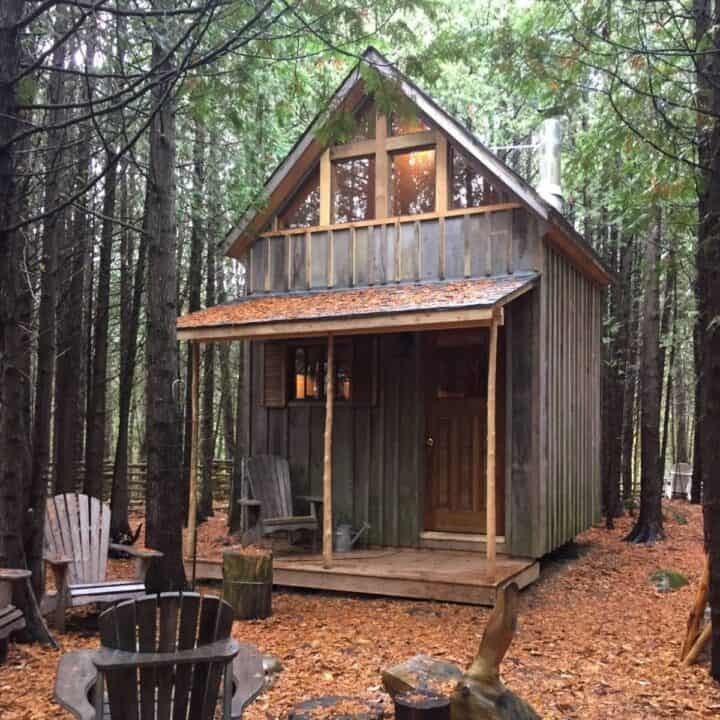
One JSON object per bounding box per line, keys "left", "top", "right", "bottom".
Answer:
{"left": 177, "top": 274, "right": 538, "bottom": 343}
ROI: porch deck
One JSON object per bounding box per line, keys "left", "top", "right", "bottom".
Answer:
{"left": 187, "top": 548, "right": 539, "bottom": 606}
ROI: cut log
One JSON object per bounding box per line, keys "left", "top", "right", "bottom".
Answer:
{"left": 289, "top": 696, "right": 383, "bottom": 719}
{"left": 222, "top": 548, "right": 272, "bottom": 620}
{"left": 680, "top": 555, "right": 709, "bottom": 660}
{"left": 394, "top": 690, "right": 450, "bottom": 720}
{"left": 382, "top": 655, "right": 462, "bottom": 698}
{"left": 683, "top": 622, "right": 711, "bottom": 666}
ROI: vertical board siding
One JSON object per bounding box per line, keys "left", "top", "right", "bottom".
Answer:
{"left": 247, "top": 335, "right": 423, "bottom": 547}
{"left": 246, "top": 209, "right": 541, "bottom": 293}
{"left": 539, "top": 245, "right": 603, "bottom": 555}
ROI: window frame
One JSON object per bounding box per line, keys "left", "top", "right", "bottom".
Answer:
{"left": 275, "top": 337, "right": 377, "bottom": 407}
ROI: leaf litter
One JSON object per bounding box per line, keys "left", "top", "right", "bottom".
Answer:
{"left": 0, "top": 500, "right": 718, "bottom": 719}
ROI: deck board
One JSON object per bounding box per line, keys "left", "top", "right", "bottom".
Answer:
{"left": 187, "top": 548, "right": 539, "bottom": 606}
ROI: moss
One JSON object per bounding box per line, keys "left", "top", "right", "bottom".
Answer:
{"left": 650, "top": 569, "right": 689, "bottom": 591}
{"left": 665, "top": 507, "right": 689, "bottom": 525}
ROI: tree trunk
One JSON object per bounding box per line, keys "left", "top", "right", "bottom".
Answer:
{"left": 625, "top": 215, "right": 664, "bottom": 543}
{"left": 199, "top": 243, "right": 216, "bottom": 520}
{"left": 660, "top": 268, "right": 677, "bottom": 472}
{"left": 84, "top": 158, "right": 117, "bottom": 499}
{"left": 111, "top": 168, "right": 147, "bottom": 538}
{"left": 695, "top": 0, "right": 720, "bottom": 679}
{"left": 182, "top": 121, "right": 206, "bottom": 522}
{"left": 29, "top": 8, "right": 70, "bottom": 602}
{"left": 0, "top": 0, "right": 54, "bottom": 644}
{"left": 217, "top": 266, "right": 236, "bottom": 460}
{"left": 143, "top": 28, "right": 186, "bottom": 592}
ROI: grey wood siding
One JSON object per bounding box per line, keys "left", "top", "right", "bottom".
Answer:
{"left": 246, "top": 208, "right": 541, "bottom": 294}
{"left": 504, "top": 289, "right": 542, "bottom": 558}
{"left": 539, "top": 245, "right": 603, "bottom": 556}
{"left": 247, "top": 334, "right": 424, "bottom": 547}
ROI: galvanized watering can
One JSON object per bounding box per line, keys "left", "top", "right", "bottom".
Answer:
{"left": 334, "top": 521, "right": 370, "bottom": 552}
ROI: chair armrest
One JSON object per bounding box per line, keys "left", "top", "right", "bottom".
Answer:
{"left": 44, "top": 554, "right": 73, "bottom": 566}
{"left": 93, "top": 638, "right": 239, "bottom": 671}
{"left": 231, "top": 643, "right": 265, "bottom": 719}
{"left": 297, "top": 496, "right": 323, "bottom": 504}
{"left": 108, "top": 544, "right": 163, "bottom": 560}
{"left": 54, "top": 651, "right": 97, "bottom": 720}
{"left": 237, "top": 499, "right": 261, "bottom": 507}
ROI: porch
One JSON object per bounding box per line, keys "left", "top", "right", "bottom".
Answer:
{"left": 186, "top": 547, "right": 539, "bottom": 605}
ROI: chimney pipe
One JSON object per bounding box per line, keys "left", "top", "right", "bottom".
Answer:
{"left": 537, "top": 117, "right": 564, "bottom": 213}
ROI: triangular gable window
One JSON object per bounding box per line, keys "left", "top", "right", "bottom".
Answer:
{"left": 278, "top": 166, "right": 320, "bottom": 229}
{"left": 449, "top": 145, "right": 510, "bottom": 209}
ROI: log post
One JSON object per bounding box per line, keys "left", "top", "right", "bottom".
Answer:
{"left": 394, "top": 690, "right": 450, "bottom": 720}
{"left": 323, "top": 334, "right": 335, "bottom": 569}
{"left": 486, "top": 315, "right": 498, "bottom": 579}
{"left": 188, "top": 341, "right": 200, "bottom": 588}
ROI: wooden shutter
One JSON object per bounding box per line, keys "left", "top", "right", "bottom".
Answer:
{"left": 263, "top": 343, "right": 287, "bottom": 407}
{"left": 352, "top": 337, "right": 377, "bottom": 406}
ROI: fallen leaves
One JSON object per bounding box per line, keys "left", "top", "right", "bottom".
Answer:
{"left": 0, "top": 500, "right": 718, "bottom": 719}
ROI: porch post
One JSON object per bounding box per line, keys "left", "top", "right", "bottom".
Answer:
{"left": 188, "top": 341, "right": 201, "bottom": 588}
{"left": 323, "top": 334, "right": 335, "bottom": 569}
{"left": 486, "top": 314, "right": 499, "bottom": 579}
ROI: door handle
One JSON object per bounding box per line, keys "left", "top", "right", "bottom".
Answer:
{"left": 425, "top": 436, "right": 434, "bottom": 448}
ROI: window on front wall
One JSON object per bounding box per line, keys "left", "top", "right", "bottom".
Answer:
{"left": 390, "top": 148, "right": 436, "bottom": 216}
{"left": 278, "top": 166, "right": 320, "bottom": 229}
{"left": 450, "top": 145, "right": 509, "bottom": 209}
{"left": 262, "top": 337, "right": 377, "bottom": 407}
{"left": 291, "top": 343, "right": 352, "bottom": 402}
{"left": 332, "top": 156, "right": 375, "bottom": 223}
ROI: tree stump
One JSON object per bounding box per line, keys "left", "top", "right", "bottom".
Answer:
{"left": 289, "top": 696, "right": 383, "bottom": 719}
{"left": 394, "top": 690, "right": 450, "bottom": 720}
{"left": 222, "top": 548, "right": 272, "bottom": 619}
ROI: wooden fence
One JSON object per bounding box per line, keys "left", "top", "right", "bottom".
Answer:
{"left": 49, "top": 460, "right": 235, "bottom": 508}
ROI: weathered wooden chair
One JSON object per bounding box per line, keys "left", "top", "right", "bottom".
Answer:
{"left": 0, "top": 569, "right": 30, "bottom": 663}
{"left": 54, "top": 592, "right": 265, "bottom": 719}
{"left": 44, "top": 493, "right": 162, "bottom": 631}
{"left": 239, "top": 455, "right": 321, "bottom": 547}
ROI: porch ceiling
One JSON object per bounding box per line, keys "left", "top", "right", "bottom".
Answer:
{"left": 176, "top": 273, "right": 538, "bottom": 342}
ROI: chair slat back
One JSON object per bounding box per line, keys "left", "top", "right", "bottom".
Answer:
{"left": 246, "top": 455, "right": 293, "bottom": 519}
{"left": 45, "top": 493, "right": 110, "bottom": 585}
{"left": 98, "top": 593, "right": 235, "bottom": 720}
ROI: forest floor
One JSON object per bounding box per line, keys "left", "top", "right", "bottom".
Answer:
{"left": 1, "top": 499, "right": 718, "bottom": 719}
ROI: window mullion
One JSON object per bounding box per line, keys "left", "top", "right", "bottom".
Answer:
{"left": 375, "top": 110, "right": 388, "bottom": 218}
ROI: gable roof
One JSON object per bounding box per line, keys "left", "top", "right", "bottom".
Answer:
{"left": 223, "top": 47, "right": 610, "bottom": 285}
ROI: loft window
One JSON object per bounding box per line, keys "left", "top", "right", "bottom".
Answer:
{"left": 390, "top": 111, "right": 430, "bottom": 136}
{"left": 390, "top": 148, "right": 436, "bottom": 216}
{"left": 278, "top": 166, "right": 320, "bottom": 229}
{"left": 450, "top": 146, "right": 509, "bottom": 209}
{"left": 348, "top": 101, "right": 376, "bottom": 142}
{"left": 332, "top": 156, "right": 375, "bottom": 223}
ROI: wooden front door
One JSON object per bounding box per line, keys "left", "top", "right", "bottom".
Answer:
{"left": 424, "top": 329, "right": 504, "bottom": 534}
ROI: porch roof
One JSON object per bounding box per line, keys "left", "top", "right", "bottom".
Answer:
{"left": 176, "top": 273, "right": 538, "bottom": 342}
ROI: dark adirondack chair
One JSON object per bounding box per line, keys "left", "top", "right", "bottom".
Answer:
{"left": 239, "top": 455, "right": 321, "bottom": 546}
{"left": 0, "top": 569, "right": 30, "bottom": 663}
{"left": 54, "top": 592, "right": 265, "bottom": 719}
{"left": 44, "top": 492, "right": 163, "bottom": 631}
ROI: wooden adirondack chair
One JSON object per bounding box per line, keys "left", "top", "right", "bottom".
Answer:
{"left": 44, "top": 493, "right": 162, "bottom": 631}
{"left": 54, "top": 592, "right": 265, "bottom": 719}
{"left": 239, "top": 455, "right": 322, "bottom": 546}
{"left": 0, "top": 569, "right": 29, "bottom": 663}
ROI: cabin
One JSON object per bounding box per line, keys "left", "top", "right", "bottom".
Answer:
{"left": 178, "top": 47, "right": 611, "bottom": 605}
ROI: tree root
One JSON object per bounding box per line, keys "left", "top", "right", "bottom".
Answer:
{"left": 623, "top": 521, "right": 665, "bottom": 544}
